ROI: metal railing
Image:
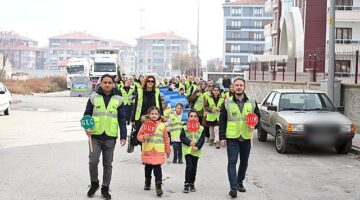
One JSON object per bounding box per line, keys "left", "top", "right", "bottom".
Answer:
{"left": 335, "top": 39, "right": 360, "bottom": 44}
{"left": 226, "top": 50, "right": 264, "bottom": 54}
{"left": 226, "top": 26, "right": 264, "bottom": 30}
{"left": 335, "top": 5, "right": 360, "bottom": 11}
{"left": 226, "top": 38, "right": 265, "bottom": 41}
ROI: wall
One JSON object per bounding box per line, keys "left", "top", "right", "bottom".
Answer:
{"left": 246, "top": 80, "right": 360, "bottom": 133}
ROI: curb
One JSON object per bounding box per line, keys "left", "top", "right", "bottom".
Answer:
{"left": 351, "top": 145, "right": 360, "bottom": 155}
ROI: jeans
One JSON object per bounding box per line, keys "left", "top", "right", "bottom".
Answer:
{"left": 89, "top": 138, "right": 116, "bottom": 187}
{"left": 185, "top": 155, "right": 199, "bottom": 184}
{"left": 173, "top": 142, "right": 182, "bottom": 162}
{"left": 145, "top": 164, "right": 162, "bottom": 181}
{"left": 226, "top": 139, "right": 251, "bottom": 189}
{"left": 124, "top": 104, "right": 132, "bottom": 123}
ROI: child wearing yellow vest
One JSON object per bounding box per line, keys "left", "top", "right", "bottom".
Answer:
{"left": 137, "top": 106, "right": 171, "bottom": 197}
{"left": 167, "top": 103, "right": 185, "bottom": 164}
{"left": 180, "top": 110, "right": 205, "bottom": 193}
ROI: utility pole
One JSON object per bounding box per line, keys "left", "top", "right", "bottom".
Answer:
{"left": 327, "top": 0, "right": 335, "bottom": 101}
{"left": 196, "top": 0, "right": 200, "bottom": 77}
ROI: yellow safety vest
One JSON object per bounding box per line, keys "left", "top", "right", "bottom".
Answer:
{"left": 143, "top": 123, "right": 166, "bottom": 153}
{"left": 90, "top": 94, "right": 122, "bottom": 137}
{"left": 169, "top": 113, "right": 183, "bottom": 141}
{"left": 194, "top": 92, "right": 204, "bottom": 112}
{"left": 120, "top": 87, "right": 134, "bottom": 106}
{"left": 225, "top": 96, "right": 256, "bottom": 139}
{"left": 206, "top": 96, "right": 224, "bottom": 122}
{"left": 135, "top": 88, "right": 160, "bottom": 120}
{"left": 182, "top": 125, "right": 204, "bottom": 157}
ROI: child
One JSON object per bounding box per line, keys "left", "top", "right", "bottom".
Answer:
{"left": 137, "top": 106, "right": 171, "bottom": 197}
{"left": 180, "top": 110, "right": 205, "bottom": 193}
{"left": 168, "top": 103, "right": 185, "bottom": 164}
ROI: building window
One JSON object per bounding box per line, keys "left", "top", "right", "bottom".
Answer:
{"left": 231, "top": 44, "right": 241, "bottom": 52}
{"left": 254, "top": 45, "right": 263, "bottom": 53}
{"left": 230, "top": 57, "right": 241, "bottom": 64}
{"left": 231, "top": 32, "right": 241, "bottom": 39}
{"left": 254, "top": 8, "right": 263, "bottom": 17}
{"left": 336, "top": 28, "right": 352, "bottom": 43}
{"left": 335, "top": 60, "right": 351, "bottom": 74}
{"left": 231, "top": 8, "right": 242, "bottom": 16}
{"left": 231, "top": 20, "right": 241, "bottom": 28}
{"left": 254, "top": 33, "right": 263, "bottom": 40}
{"left": 336, "top": 0, "right": 353, "bottom": 10}
{"left": 254, "top": 21, "right": 262, "bottom": 28}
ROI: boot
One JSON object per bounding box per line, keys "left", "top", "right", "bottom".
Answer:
{"left": 155, "top": 180, "right": 163, "bottom": 197}
{"left": 190, "top": 183, "right": 197, "bottom": 192}
{"left": 87, "top": 181, "right": 99, "bottom": 197}
{"left": 209, "top": 139, "right": 214, "bottom": 146}
{"left": 215, "top": 141, "right": 221, "bottom": 149}
{"left": 144, "top": 178, "right": 151, "bottom": 191}
{"left": 183, "top": 183, "right": 190, "bottom": 193}
{"left": 229, "top": 188, "right": 237, "bottom": 198}
{"left": 101, "top": 186, "right": 112, "bottom": 200}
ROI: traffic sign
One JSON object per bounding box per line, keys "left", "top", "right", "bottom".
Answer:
{"left": 245, "top": 113, "right": 258, "bottom": 127}
{"left": 143, "top": 121, "right": 156, "bottom": 135}
{"left": 81, "top": 115, "right": 95, "bottom": 130}
{"left": 187, "top": 119, "right": 200, "bottom": 133}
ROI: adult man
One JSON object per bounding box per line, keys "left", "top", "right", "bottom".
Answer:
{"left": 84, "top": 74, "right": 127, "bottom": 200}
{"left": 219, "top": 77, "right": 260, "bottom": 198}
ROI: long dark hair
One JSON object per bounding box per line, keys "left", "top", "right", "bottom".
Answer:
{"left": 142, "top": 75, "right": 156, "bottom": 91}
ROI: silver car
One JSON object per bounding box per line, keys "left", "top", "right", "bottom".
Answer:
{"left": 0, "top": 82, "right": 11, "bottom": 115}
{"left": 257, "top": 89, "right": 355, "bottom": 154}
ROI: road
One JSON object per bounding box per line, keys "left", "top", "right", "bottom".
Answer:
{"left": 0, "top": 91, "right": 359, "bottom": 200}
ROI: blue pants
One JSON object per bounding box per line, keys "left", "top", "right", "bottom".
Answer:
{"left": 124, "top": 104, "right": 132, "bottom": 123}
{"left": 226, "top": 139, "right": 251, "bottom": 189}
{"left": 173, "top": 142, "right": 182, "bottom": 162}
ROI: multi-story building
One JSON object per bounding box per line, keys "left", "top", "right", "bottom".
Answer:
{"left": 136, "top": 32, "right": 192, "bottom": 77}
{"left": 222, "top": 0, "right": 272, "bottom": 72}
{"left": 0, "top": 31, "right": 39, "bottom": 69}
{"left": 48, "top": 32, "right": 109, "bottom": 69}
{"left": 332, "top": 0, "right": 360, "bottom": 77}
{"left": 109, "top": 40, "right": 136, "bottom": 75}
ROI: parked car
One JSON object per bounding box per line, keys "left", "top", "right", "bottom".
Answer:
{"left": 0, "top": 82, "right": 11, "bottom": 115}
{"left": 257, "top": 89, "right": 355, "bottom": 154}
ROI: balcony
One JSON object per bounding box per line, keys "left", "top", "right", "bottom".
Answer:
{"left": 336, "top": 6, "right": 360, "bottom": 22}
{"left": 265, "top": 0, "right": 279, "bottom": 13}
{"left": 226, "top": 50, "right": 264, "bottom": 54}
{"left": 226, "top": 26, "right": 264, "bottom": 30}
{"left": 226, "top": 38, "right": 265, "bottom": 41}
{"left": 335, "top": 39, "right": 360, "bottom": 44}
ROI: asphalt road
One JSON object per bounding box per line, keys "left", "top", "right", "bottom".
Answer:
{"left": 0, "top": 91, "right": 359, "bottom": 200}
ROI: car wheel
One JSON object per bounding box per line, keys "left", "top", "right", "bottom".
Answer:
{"left": 275, "top": 129, "right": 291, "bottom": 154}
{"left": 335, "top": 140, "right": 352, "bottom": 154}
{"left": 257, "top": 125, "right": 267, "bottom": 142}
{"left": 4, "top": 105, "right": 10, "bottom": 115}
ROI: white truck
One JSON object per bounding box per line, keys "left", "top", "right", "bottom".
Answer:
{"left": 65, "top": 57, "right": 93, "bottom": 89}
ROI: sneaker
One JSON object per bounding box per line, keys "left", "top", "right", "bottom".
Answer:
{"left": 190, "top": 183, "right": 197, "bottom": 192}
{"left": 173, "top": 159, "right": 177, "bottom": 164}
{"left": 87, "top": 182, "right": 99, "bottom": 197}
{"left": 229, "top": 188, "right": 237, "bottom": 198}
{"left": 237, "top": 184, "right": 246, "bottom": 192}
{"left": 101, "top": 186, "right": 112, "bottom": 200}
{"left": 178, "top": 160, "right": 183, "bottom": 164}
{"left": 183, "top": 183, "right": 190, "bottom": 193}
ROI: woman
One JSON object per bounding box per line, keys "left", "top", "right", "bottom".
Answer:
{"left": 131, "top": 75, "right": 163, "bottom": 143}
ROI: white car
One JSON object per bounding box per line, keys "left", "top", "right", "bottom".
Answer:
{"left": 0, "top": 82, "right": 11, "bottom": 115}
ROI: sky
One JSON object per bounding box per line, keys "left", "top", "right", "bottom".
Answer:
{"left": 0, "top": 0, "right": 225, "bottom": 62}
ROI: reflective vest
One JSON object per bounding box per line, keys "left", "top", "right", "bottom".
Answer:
{"left": 117, "top": 81, "right": 124, "bottom": 90}
{"left": 206, "top": 97, "right": 224, "bottom": 122}
{"left": 90, "top": 94, "right": 123, "bottom": 137}
{"left": 163, "top": 107, "right": 172, "bottom": 122}
{"left": 185, "top": 81, "right": 193, "bottom": 96}
{"left": 194, "top": 92, "right": 204, "bottom": 112}
{"left": 182, "top": 125, "right": 204, "bottom": 157}
{"left": 134, "top": 82, "right": 141, "bottom": 90}
{"left": 169, "top": 112, "right": 183, "bottom": 141}
{"left": 143, "top": 123, "right": 166, "bottom": 153}
{"left": 120, "top": 87, "right": 134, "bottom": 106}
{"left": 224, "top": 96, "right": 256, "bottom": 139}
{"left": 203, "top": 91, "right": 211, "bottom": 100}
{"left": 135, "top": 88, "right": 160, "bottom": 120}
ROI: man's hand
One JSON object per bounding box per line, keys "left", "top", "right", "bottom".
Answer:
{"left": 120, "top": 139, "right": 126, "bottom": 146}
{"left": 85, "top": 130, "right": 93, "bottom": 136}
{"left": 220, "top": 140, "right": 226, "bottom": 147}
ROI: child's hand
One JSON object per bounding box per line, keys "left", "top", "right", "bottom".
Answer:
{"left": 192, "top": 146, "right": 198, "bottom": 152}
{"left": 166, "top": 153, "right": 170, "bottom": 158}
{"left": 144, "top": 134, "right": 150, "bottom": 140}
{"left": 190, "top": 141, "right": 195, "bottom": 147}
{"left": 211, "top": 108, "right": 217, "bottom": 113}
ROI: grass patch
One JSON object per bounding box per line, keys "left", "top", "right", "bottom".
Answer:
{"left": 4, "top": 76, "right": 67, "bottom": 94}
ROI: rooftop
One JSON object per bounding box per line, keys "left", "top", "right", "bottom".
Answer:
{"left": 223, "top": 0, "right": 265, "bottom": 5}
{"left": 139, "top": 32, "right": 187, "bottom": 41}
{"left": 50, "top": 31, "right": 105, "bottom": 41}
{"left": 0, "top": 31, "right": 37, "bottom": 42}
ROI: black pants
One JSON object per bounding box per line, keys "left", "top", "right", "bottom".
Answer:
{"left": 145, "top": 164, "right": 162, "bottom": 182}
{"left": 203, "top": 125, "right": 210, "bottom": 138}
{"left": 173, "top": 142, "right": 182, "bottom": 162}
{"left": 185, "top": 154, "right": 199, "bottom": 184}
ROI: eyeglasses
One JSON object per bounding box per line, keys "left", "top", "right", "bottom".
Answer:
{"left": 208, "top": 85, "right": 213, "bottom": 87}
{"left": 147, "top": 80, "right": 155, "bottom": 83}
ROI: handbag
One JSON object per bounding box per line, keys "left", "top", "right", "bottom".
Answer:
{"left": 127, "top": 125, "right": 137, "bottom": 153}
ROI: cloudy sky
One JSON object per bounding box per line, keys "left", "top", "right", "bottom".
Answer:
{"left": 0, "top": 0, "right": 225, "bottom": 62}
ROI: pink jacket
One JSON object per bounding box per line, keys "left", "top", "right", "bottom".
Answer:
{"left": 137, "top": 119, "right": 171, "bottom": 165}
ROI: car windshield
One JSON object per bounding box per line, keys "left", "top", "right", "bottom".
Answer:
{"left": 94, "top": 63, "right": 116, "bottom": 72}
{"left": 67, "top": 65, "right": 84, "bottom": 74}
{"left": 278, "top": 93, "right": 336, "bottom": 111}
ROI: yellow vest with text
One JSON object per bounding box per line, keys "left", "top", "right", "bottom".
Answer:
{"left": 135, "top": 88, "right": 160, "bottom": 120}
{"left": 206, "top": 96, "right": 224, "bottom": 122}
{"left": 143, "top": 123, "right": 166, "bottom": 153}
{"left": 90, "top": 94, "right": 122, "bottom": 137}
{"left": 225, "top": 96, "right": 256, "bottom": 139}
{"left": 182, "top": 125, "right": 204, "bottom": 157}
{"left": 169, "top": 113, "right": 183, "bottom": 141}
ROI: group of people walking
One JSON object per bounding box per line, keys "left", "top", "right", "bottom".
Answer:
{"left": 83, "top": 73, "right": 260, "bottom": 199}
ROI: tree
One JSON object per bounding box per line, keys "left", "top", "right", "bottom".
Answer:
{"left": 172, "top": 54, "right": 197, "bottom": 75}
